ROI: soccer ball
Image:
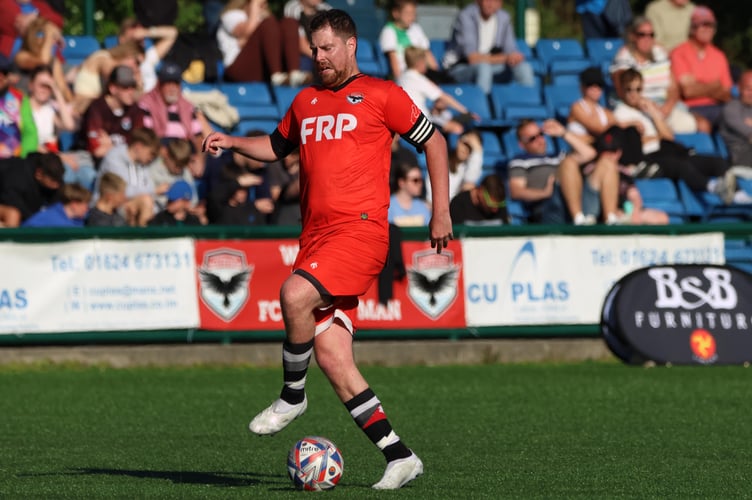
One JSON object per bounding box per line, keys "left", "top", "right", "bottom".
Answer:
{"left": 287, "top": 436, "right": 344, "bottom": 491}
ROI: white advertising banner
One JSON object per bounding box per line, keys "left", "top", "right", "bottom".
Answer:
{"left": 0, "top": 238, "right": 199, "bottom": 334}
{"left": 462, "top": 233, "right": 725, "bottom": 326}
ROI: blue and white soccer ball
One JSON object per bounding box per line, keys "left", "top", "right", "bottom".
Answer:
{"left": 287, "top": 436, "right": 344, "bottom": 491}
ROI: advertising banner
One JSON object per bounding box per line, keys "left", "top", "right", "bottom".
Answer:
{"left": 196, "top": 239, "right": 465, "bottom": 331}
{"left": 0, "top": 239, "right": 199, "bottom": 334}
{"left": 462, "top": 234, "right": 725, "bottom": 326}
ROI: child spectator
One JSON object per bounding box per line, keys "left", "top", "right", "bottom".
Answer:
{"left": 22, "top": 182, "right": 90, "bottom": 227}
{"left": 0, "top": 53, "right": 38, "bottom": 159}
{"left": 449, "top": 173, "right": 508, "bottom": 225}
{"left": 147, "top": 180, "right": 204, "bottom": 226}
{"left": 149, "top": 138, "right": 197, "bottom": 209}
{"left": 379, "top": 0, "right": 435, "bottom": 80}
{"left": 425, "top": 129, "right": 483, "bottom": 202}
{"left": 398, "top": 46, "right": 478, "bottom": 136}
{"left": 86, "top": 171, "right": 128, "bottom": 227}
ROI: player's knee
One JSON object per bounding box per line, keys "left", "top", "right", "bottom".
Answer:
{"left": 280, "top": 276, "right": 320, "bottom": 313}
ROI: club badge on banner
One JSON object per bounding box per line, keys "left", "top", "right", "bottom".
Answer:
{"left": 196, "top": 239, "right": 465, "bottom": 331}
{"left": 462, "top": 233, "right": 725, "bottom": 327}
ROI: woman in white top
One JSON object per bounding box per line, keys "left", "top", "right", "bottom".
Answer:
{"left": 567, "top": 67, "right": 620, "bottom": 142}
{"left": 425, "top": 130, "right": 483, "bottom": 202}
{"left": 378, "top": 0, "right": 436, "bottom": 79}
{"left": 610, "top": 15, "right": 709, "bottom": 134}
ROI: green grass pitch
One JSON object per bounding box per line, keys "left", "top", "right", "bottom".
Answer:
{"left": 0, "top": 361, "right": 750, "bottom": 498}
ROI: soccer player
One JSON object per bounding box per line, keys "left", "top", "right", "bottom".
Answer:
{"left": 202, "top": 9, "right": 452, "bottom": 490}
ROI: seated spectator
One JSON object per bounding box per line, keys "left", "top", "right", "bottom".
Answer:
{"left": 283, "top": 0, "right": 331, "bottom": 73}
{"left": 388, "top": 160, "right": 431, "bottom": 227}
{"left": 205, "top": 161, "right": 269, "bottom": 225}
{"left": 0, "top": 54, "right": 38, "bottom": 159}
{"left": 72, "top": 41, "right": 144, "bottom": 115}
{"left": 80, "top": 65, "right": 145, "bottom": 164}
{"left": 267, "top": 147, "right": 301, "bottom": 225}
{"left": 670, "top": 6, "right": 732, "bottom": 127}
{"left": 443, "top": 0, "right": 535, "bottom": 94}
{"left": 720, "top": 70, "right": 752, "bottom": 168}
{"left": 0, "top": 0, "right": 63, "bottom": 60}
{"left": 614, "top": 69, "right": 743, "bottom": 204}
{"left": 13, "top": 16, "right": 71, "bottom": 102}
{"left": 149, "top": 138, "right": 197, "bottom": 209}
{"left": 94, "top": 126, "right": 160, "bottom": 226}
{"left": 508, "top": 118, "right": 597, "bottom": 224}
{"left": 426, "top": 129, "right": 483, "bottom": 203}
{"left": 85, "top": 171, "right": 127, "bottom": 227}
{"left": 0, "top": 152, "right": 64, "bottom": 227}
{"left": 22, "top": 182, "right": 90, "bottom": 227}
{"left": 139, "top": 61, "right": 213, "bottom": 178}
{"left": 575, "top": 0, "right": 633, "bottom": 39}
{"left": 218, "top": 0, "right": 310, "bottom": 86}
{"left": 610, "top": 16, "right": 708, "bottom": 134}
{"left": 645, "top": 0, "right": 695, "bottom": 52}
{"left": 567, "top": 67, "right": 621, "bottom": 144}
{"left": 379, "top": 0, "right": 436, "bottom": 80}
{"left": 449, "top": 173, "right": 508, "bottom": 225}
{"left": 399, "top": 47, "right": 478, "bottom": 136}
{"left": 147, "top": 180, "right": 203, "bottom": 226}
{"left": 117, "top": 17, "right": 179, "bottom": 93}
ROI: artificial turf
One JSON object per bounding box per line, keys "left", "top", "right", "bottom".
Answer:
{"left": 0, "top": 361, "right": 750, "bottom": 498}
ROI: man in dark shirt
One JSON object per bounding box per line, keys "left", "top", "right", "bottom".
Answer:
{"left": 449, "top": 173, "right": 508, "bottom": 225}
{"left": 80, "top": 65, "right": 145, "bottom": 164}
{"left": 0, "top": 152, "right": 64, "bottom": 227}
{"left": 148, "top": 180, "right": 203, "bottom": 226}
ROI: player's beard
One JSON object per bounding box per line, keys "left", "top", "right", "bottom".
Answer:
{"left": 318, "top": 64, "right": 347, "bottom": 88}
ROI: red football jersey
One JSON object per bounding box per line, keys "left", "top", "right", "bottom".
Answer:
{"left": 277, "top": 74, "right": 433, "bottom": 240}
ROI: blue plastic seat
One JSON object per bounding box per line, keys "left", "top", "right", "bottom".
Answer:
{"left": 535, "top": 38, "right": 585, "bottom": 72}
{"left": 219, "top": 82, "right": 279, "bottom": 120}
{"left": 234, "top": 119, "right": 279, "bottom": 136}
{"left": 429, "top": 39, "right": 447, "bottom": 66}
{"left": 543, "top": 84, "right": 581, "bottom": 120}
{"left": 673, "top": 132, "right": 718, "bottom": 156}
{"left": 62, "top": 35, "right": 101, "bottom": 61}
{"left": 271, "top": 85, "right": 303, "bottom": 118}
{"left": 549, "top": 58, "right": 592, "bottom": 79}
{"left": 489, "top": 83, "right": 543, "bottom": 120}
{"left": 585, "top": 38, "right": 624, "bottom": 66}
{"left": 515, "top": 38, "right": 545, "bottom": 76}
{"left": 440, "top": 83, "right": 510, "bottom": 127}
{"left": 634, "top": 178, "right": 687, "bottom": 223}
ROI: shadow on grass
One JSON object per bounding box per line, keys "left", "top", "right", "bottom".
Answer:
{"left": 65, "top": 468, "right": 285, "bottom": 488}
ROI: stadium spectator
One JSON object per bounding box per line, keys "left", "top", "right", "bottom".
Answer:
{"left": 575, "top": 0, "right": 632, "bottom": 39}
{"left": 85, "top": 171, "right": 127, "bottom": 227}
{"left": 148, "top": 138, "right": 197, "bottom": 209}
{"left": 22, "top": 181, "right": 90, "bottom": 227}
{"left": 147, "top": 179, "right": 203, "bottom": 226}
{"left": 388, "top": 159, "right": 431, "bottom": 227}
{"left": 117, "top": 17, "right": 179, "bottom": 93}
{"left": 398, "top": 47, "right": 477, "bottom": 136}
{"left": 283, "top": 0, "right": 331, "bottom": 73}
{"left": 613, "top": 69, "right": 741, "bottom": 204}
{"left": 80, "top": 65, "right": 146, "bottom": 164}
{"left": 0, "top": 53, "right": 38, "bottom": 159}
{"left": 133, "top": 0, "right": 177, "bottom": 27}
{"left": 720, "top": 70, "right": 752, "bottom": 167}
{"left": 205, "top": 160, "right": 269, "bottom": 225}
{"left": 94, "top": 126, "right": 159, "bottom": 226}
{"left": 443, "top": 0, "right": 535, "bottom": 94}
{"left": 202, "top": 9, "right": 452, "bottom": 489}
{"left": 379, "top": 0, "right": 435, "bottom": 80}
{"left": 425, "top": 129, "right": 482, "bottom": 203}
{"left": 508, "top": 118, "right": 597, "bottom": 224}
{"left": 645, "top": 0, "right": 695, "bottom": 52}
{"left": 449, "top": 173, "right": 508, "bottom": 225}
{"left": 203, "top": 0, "right": 226, "bottom": 36}
{"left": 267, "top": 147, "right": 301, "bottom": 225}
{"left": 670, "top": 6, "right": 733, "bottom": 127}
{"left": 218, "top": 0, "right": 310, "bottom": 86}
{"left": 72, "top": 41, "right": 144, "bottom": 115}
{"left": 0, "top": 0, "right": 63, "bottom": 59}
{"left": 0, "top": 152, "right": 64, "bottom": 227}
{"left": 13, "top": 16, "right": 72, "bottom": 102}
{"left": 567, "top": 67, "right": 621, "bottom": 144}
{"left": 610, "top": 16, "right": 709, "bottom": 134}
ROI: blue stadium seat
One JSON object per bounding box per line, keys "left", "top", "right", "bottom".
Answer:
{"left": 506, "top": 198, "right": 529, "bottom": 225}
{"left": 234, "top": 119, "right": 279, "bottom": 136}
{"left": 515, "top": 38, "right": 545, "bottom": 76}
{"left": 219, "top": 82, "right": 279, "bottom": 120}
{"left": 10, "top": 38, "right": 22, "bottom": 59}
{"left": 62, "top": 35, "right": 101, "bottom": 61}
{"left": 535, "top": 38, "right": 585, "bottom": 72}
{"left": 357, "top": 39, "right": 387, "bottom": 77}
{"left": 714, "top": 133, "right": 730, "bottom": 160}
{"left": 504, "top": 105, "right": 550, "bottom": 122}
{"left": 440, "top": 83, "right": 509, "bottom": 127}
{"left": 551, "top": 74, "right": 581, "bottom": 86}
{"left": 272, "top": 85, "right": 302, "bottom": 118}
{"left": 489, "top": 83, "right": 543, "bottom": 120}
{"left": 103, "top": 35, "right": 118, "bottom": 49}
{"left": 634, "top": 178, "right": 687, "bottom": 223}
{"left": 543, "top": 84, "right": 581, "bottom": 120}
{"left": 549, "top": 59, "right": 592, "bottom": 80}
{"left": 182, "top": 82, "right": 218, "bottom": 94}
{"left": 585, "top": 38, "right": 624, "bottom": 66}
{"left": 429, "top": 39, "right": 447, "bottom": 67}
{"left": 673, "top": 132, "right": 718, "bottom": 156}
{"left": 479, "top": 131, "right": 506, "bottom": 170}
{"left": 725, "top": 239, "right": 752, "bottom": 275}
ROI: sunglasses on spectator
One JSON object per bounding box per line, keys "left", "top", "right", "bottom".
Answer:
{"left": 523, "top": 132, "right": 544, "bottom": 144}
{"left": 625, "top": 86, "right": 643, "bottom": 93}
{"left": 692, "top": 21, "right": 716, "bottom": 29}
{"left": 482, "top": 189, "right": 505, "bottom": 209}
{"left": 634, "top": 31, "right": 655, "bottom": 38}
{"left": 406, "top": 176, "right": 423, "bottom": 184}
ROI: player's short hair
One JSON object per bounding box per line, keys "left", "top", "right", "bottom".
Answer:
{"left": 310, "top": 9, "right": 357, "bottom": 41}
{"left": 404, "top": 46, "right": 426, "bottom": 69}
{"left": 61, "top": 183, "right": 92, "bottom": 204}
{"left": 98, "top": 172, "right": 127, "bottom": 196}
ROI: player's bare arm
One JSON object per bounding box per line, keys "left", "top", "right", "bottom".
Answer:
{"left": 423, "top": 129, "right": 453, "bottom": 253}
{"left": 202, "top": 131, "right": 280, "bottom": 162}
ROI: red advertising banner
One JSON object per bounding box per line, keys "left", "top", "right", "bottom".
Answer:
{"left": 196, "top": 239, "right": 465, "bottom": 331}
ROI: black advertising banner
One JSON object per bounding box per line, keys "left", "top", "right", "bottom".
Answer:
{"left": 601, "top": 265, "right": 752, "bottom": 365}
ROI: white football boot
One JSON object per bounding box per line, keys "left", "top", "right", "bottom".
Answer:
{"left": 248, "top": 397, "right": 307, "bottom": 435}
{"left": 372, "top": 451, "right": 424, "bottom": 490}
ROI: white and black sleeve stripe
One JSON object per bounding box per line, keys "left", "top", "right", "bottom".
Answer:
{"left": 401, "top": 114, "right": 435, "bottom": 151}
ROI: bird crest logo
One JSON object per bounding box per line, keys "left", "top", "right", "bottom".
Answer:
{"left": 407, "top": 249, "right": 460, "bottom": 319}
{"left": 346, "top": 93, "right": 364, "bottom": 104}
{"left": 198, "top": 249, "right": 253, "bottom": 321}
{"left": 690, "top": 329, "right": 718, "bottom": 364}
